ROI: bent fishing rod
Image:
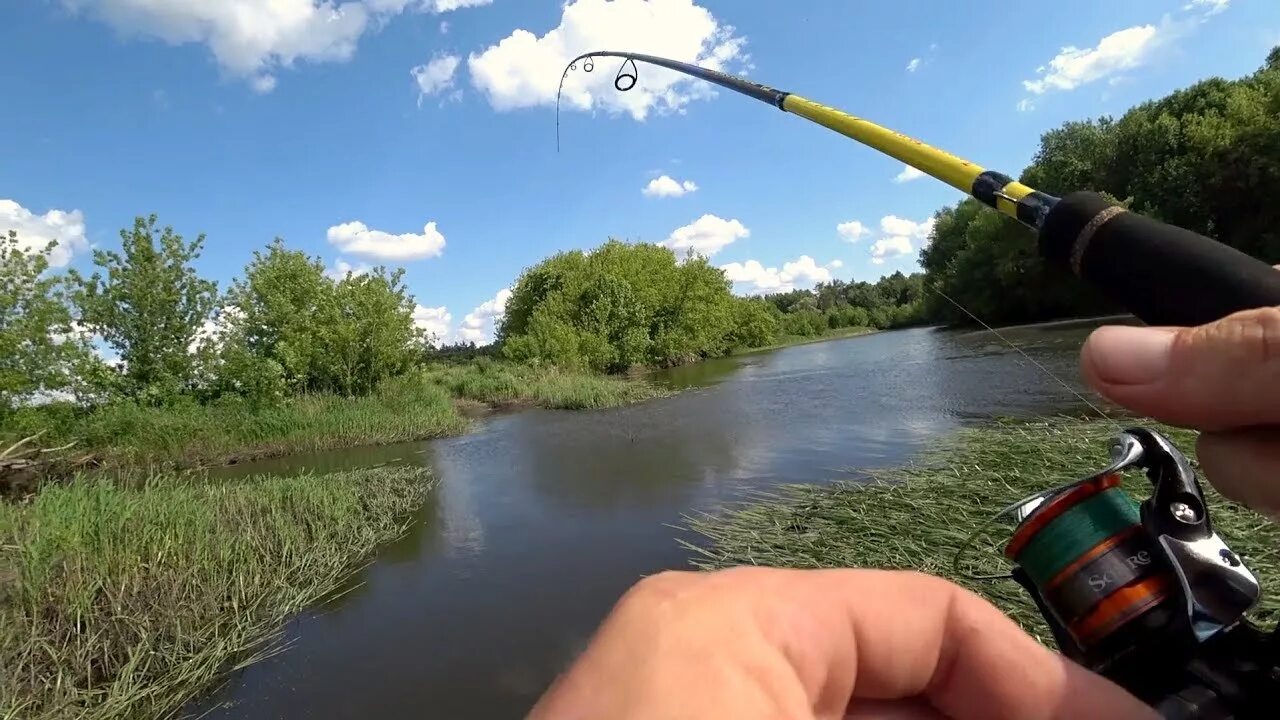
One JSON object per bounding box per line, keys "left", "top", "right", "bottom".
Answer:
{"left": 560, "top": 53, "right": 1280, "bottom": 719}
{"left": 558, "top": 51, "right": 1280, "bottom": 329}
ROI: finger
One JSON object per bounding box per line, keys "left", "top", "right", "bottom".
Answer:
{"left": 758, "top": 569, "right": 1153, "bottom": 720}
{"left": 1080, "top": 307, "right": 1280, "bottom": 430}
{"left": 1197, "top": 428, "right": 1280, "bottom": 517}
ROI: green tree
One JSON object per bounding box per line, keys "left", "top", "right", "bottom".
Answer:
{"left": 0, "top": 232, "right": 97, "bottom": 413}
{"left": 501, "top": 240, "right": 738, "bottom": 372}
{"left": 72, "top": 216, "right": 216, "bottom": 401}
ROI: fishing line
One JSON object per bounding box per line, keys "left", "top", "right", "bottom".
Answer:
{"left": 927, "top": 284, "right": 1121, "bottom": 431}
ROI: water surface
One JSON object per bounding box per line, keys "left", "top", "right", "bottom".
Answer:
{"left": 198, "top": 321, "right": 1113, "bottom": 719}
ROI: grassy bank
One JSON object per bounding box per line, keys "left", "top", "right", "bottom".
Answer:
{"left": 419, "top": 358, "right": 665, "bottom": 410}
{"left": 6, "top": 360, "right": 663, "bottom": 473}
{"left": 688, "top": 417, "right": 1280, "bottom": 639}
{"left": 0, "top": 466, "right": 431, "bottom": 720}
{"left": 734, "top": 325, "right": 878, "bottom": 356}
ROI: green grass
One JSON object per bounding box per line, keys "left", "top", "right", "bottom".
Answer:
{"left": 7, "top": 373, "right": 468, "bottom": 470}
{"left": 0, "top": 466, "right": 431, "bottom": 720}
{"left": 5, "top": 361, "right": 662, "bottom": 474}
{"left": 733, "top": 326, "right": 877, "bottom": 356}
{"left": 687, "top": 417, "right": 1280, "bottom": 642}
{"left": 418, "top": 358, "right": 665, "bottom": 410}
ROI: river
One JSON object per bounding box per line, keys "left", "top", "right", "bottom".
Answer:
{"left": 195, "top": 321, "right": 1115, "bottom": 719}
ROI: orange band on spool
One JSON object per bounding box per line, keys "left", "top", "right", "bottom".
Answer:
{"left": 1070, "top": 575, "right": 1173, "bottom": 647}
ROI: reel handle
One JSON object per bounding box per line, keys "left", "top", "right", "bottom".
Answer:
{"left": 1038, "top": 192, "right": 1280, "bottom": 327}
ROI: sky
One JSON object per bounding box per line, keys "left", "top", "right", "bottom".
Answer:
{"left": 3, "top": 0, "right": 1278, "bottom": 345}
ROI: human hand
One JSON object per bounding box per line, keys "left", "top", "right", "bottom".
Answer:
{"left": 1081, "top": 304, "right": 1280, "bottom": 517}
{"left": 530, "top": 567, "right": 1153, "bottom": 719}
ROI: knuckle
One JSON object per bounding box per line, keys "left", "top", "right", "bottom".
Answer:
{"left": 1189, "top": 307, "right": 1280, "bottom": 366}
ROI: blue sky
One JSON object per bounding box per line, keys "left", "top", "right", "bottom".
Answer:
{"left": 3, "top": 0, "right": 1277, "bottom": 343}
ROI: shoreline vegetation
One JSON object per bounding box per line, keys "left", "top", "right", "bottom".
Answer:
{"left": 1, "top": 467, "right": 433, "bottom": 720}
{"left": 6, "top": 44, "right": 1280, "bottom": 720}
{"left": 687, "top": 417, "right": 1280, "bottom": 638}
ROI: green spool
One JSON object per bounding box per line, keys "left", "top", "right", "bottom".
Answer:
{"left": 1014, "top": 488, "right": 1141, "bottom": 587}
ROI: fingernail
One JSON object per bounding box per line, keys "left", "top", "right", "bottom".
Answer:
{"left": 1085, "top": 326, "right": 1176, "bottom": 385}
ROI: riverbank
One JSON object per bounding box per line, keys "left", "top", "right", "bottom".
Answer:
{"left": 731, "top": 325, "right": 879, "bottom": 356}
{"left": 5, "top": 360, "right": 664, "bottom": 479}
{"left": 688, "top": 417, "right": 1280, "bottom": 637}
{"left": 0, "top": 466, "right": 433, "bottom": 720}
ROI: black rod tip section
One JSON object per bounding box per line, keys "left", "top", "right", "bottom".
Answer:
{"left": 1039, "top": 191, "right": 1280, "bottom": 327}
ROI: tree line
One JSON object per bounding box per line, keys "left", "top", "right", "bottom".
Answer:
{"left": 497, "top": 240, "right": 925, "bottom": 373}
{"left": 2, "top": 218, "right": 425, "bottom": 417}
{"left": 920, "top": 48, "right": 1280, "bottom": 325}
{"left": 8, "top": 48, "right": 1277, "bottom": 413}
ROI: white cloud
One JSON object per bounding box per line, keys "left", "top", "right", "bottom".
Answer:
{"left": 325, "top": 258, "right": 372, "bottom": 279}
{"left": 428, "top": 0, "right": 491, "bottom": 10}
{"left": 1016, "top": 98, "right": 1035, "bottom": 112}
{"left": 327, "top": 220, "right": 446, "bottom": 261}
{"left": 827, "top": 259, "right": 844, "bottom": 270}
{"left": 836, "top": 220, "right": 868, "bottom": 243}
{"left": 893, "top": 165, "right": 925, "bottom": 183}
{"left": 60, "top": 0, "right": 492, "bottom": 91}
{"left": 720, "top": 255, "right": 834, "bottom": 295}
{"left": 660, "top": 214, "right": 748, "bottom": 258}
{"left": 439, "top": 20, "right": 450, "bottom": 33}
{"left": 1184, "top": 0, "right": 1229, "bottom": 16}
{"left": 906, "top": 58, "right": 921, "bottom": 73}
{"left": 642, "top": 175, "right": 698, "bottom": 198}
{"left": 467, "top": 0, "right": 746, "bottom": 121}
{"left": 868, "top": 214, "right": 934, "bottom": 265}
{"left": 413, "top": 304, "right": 453, "bottom": 344}
{"left": 1023, "top": 24, "right": 1160, "bottom": 95}
{"left": 457, "top": 287, "right": 511, "bottom": 345}
{"left": 61, "top": 0, "right": 376, "bottom": 89}
{"left": 0, "top": 199, "right": 88, "bottom": 267}
{"left": 870, "top": 236, "right": 914, "bottom": 265}
{"left": 880, "top": 215, "right": 935, "bottom": 240}
{"left": 250, "top": 74, "right": 277, "bottom": 94}
{"left": 411, "top": 53, "right": 461, "bottom": 101}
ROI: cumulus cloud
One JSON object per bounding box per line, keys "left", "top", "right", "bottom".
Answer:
{"left": 906, "top": 58, "right": 921, "bottom": 73}
{"left": 325, "top": 258, "right": 372, "bottom": 280}
{"left": 660, "top": 214, "right": 748, "bottom": 258}
{"left": 59, "top": 0, "right": 491, "bottom": 91}
{"left": 0, "top": 199, "right": 88, "bottom": 267}
{"left": 642, "top": 175, "right": 698, "bottom": 197}
{"left": 327, "top": 220, "right": 446, "bottom": 261}
{"left": 868, "top": 214, "right": 935, "bottom": 265}
{"left": 720, "top": 255, "right": 835, "bottom": 295}
{"left": 468, "top": 0, "right": 746, "bottom": 120}
{"left": 893, "top": 165, "right": 925, "bottom": 183}
{"left": 1016, "top": 98, "right": 1035, "bottom": 112}
{"left": 413, "top": 304, "right": 453, "bottom": 344}
{"left": 457, "top": 287, "right": 511, "bottom": 345}
{"left": 1023, "top": 24, "right": 1161, "bottom": 95}
{"left": 412, "top": 53, "right": 461, "bottom": 101}
{"left": 837, "top": 220, "right": 868, "bottom": 243}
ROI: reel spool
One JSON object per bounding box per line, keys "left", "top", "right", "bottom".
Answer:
{"left": 1005, "top": 472, "right": 1176, "bottom": 653}
{"left": 978, "top": 428, "right": 1275, "bottom": 717}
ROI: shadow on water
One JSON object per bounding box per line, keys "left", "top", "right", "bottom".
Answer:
{"left": 192, "top": 322, "right": 1117, "bottom": 719}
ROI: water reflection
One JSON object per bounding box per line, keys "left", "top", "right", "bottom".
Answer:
{"left": 194, "top": 321, "right": 1112, "bottom": 720}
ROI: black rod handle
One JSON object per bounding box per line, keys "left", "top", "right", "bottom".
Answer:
{"left": 1038, "top": 191, "right": 1280, "bottom": 327}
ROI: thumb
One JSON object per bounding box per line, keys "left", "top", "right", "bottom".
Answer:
{"left": 1080, "top": 307, "right": 1280, "bottom": 432}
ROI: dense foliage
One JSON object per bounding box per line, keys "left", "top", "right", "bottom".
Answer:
{"left": 497, "top": 241, "right": 907, "bottom": 372}
{"left": 922, "top": 49, "right": 1280, "bottom": 324}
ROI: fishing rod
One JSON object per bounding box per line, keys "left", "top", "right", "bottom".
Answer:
{"left": 559, "top": 52, "right": 1280, "bottom": 718}
{"left": 557, "top": 51, "right": 1280, "bottom": 328}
